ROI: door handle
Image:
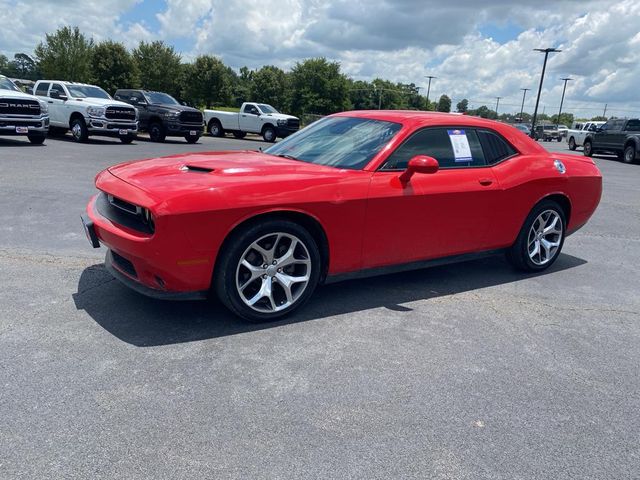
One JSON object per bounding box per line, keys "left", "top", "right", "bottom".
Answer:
{"left": 48, "top": 101, "right": 53, "bottom": 104}
{"left": 479, "top": 178, "right": 493, "bottom": 186}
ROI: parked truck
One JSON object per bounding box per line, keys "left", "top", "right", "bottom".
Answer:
{"left": 203, "top": 102, "right": 299, "bottom": 142}
{"left": 566, "top": 121, "right": 605, "bottom": 150}
{"left": 114, "top": 89, "right": 204, "bottom": 143}
{"left": 583, "top": 118, "right": 640, "bottom": 164}
{"left": 0, "top": 75, "right": 49, "bottom": 144}
{"left": 34, "top": 80, "right": 138, "bottom": 143}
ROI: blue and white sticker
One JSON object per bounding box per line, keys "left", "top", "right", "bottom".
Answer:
{"left": 447, "top": 129, "right": 473, "bottom": 162}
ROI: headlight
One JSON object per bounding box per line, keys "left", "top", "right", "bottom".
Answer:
{"left": 141, "top": 208, "right": 155, "bottom": 231}
{"left": 87, "top": 106, "right": 106, "bottom": 117}
{"left": 38, "top": 101, "right": 48, "bottom": 114}
{"left": 164, "top": 111, "right": 180, "bottom": 119}
{"left": 277, "top": 119, "right": 287, "bottom": 126}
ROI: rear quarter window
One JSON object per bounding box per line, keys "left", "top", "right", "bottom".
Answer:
{"left": 35, "top": 82, "right": 50, "bottom": 96}
{"left": 477, "top": 130, "right": 517, "bottom": 164}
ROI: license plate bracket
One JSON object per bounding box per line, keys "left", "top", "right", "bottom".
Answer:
{"left": 15, "top": 126, "right": 28, "bottom": 134}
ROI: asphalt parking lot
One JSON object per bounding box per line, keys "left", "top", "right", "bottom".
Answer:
{"left": 1, "top": 133, "right": 638, "bottom": 479}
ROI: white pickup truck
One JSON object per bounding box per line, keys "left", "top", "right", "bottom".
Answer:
{"left": 566, "top": 121, "right": 605, "bottom": 151}
{"left": 203, "top": 102, "right": 299, "bottom": 142}
{"left": 34, "top": 80, "right": 138, "bottom": 143}
{"left": 0, "top": 75, "right": 49, "bottom": 144}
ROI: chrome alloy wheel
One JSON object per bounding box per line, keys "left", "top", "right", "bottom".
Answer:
{"left": 527, "top": 210, "right": 563, "bottom": 266}
{"left": 72, "top": 122, "right": 82, "bottom": 139}
{"left": 235, "top": 232, "right": 311, "bottom": 313}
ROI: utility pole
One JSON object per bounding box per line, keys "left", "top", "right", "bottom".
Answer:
{"left": 557, "top": 77, "right": 572, "bottom": 127}
{"left": 531, "top": 48, "right": 561, "bottom": 138}
{"left": 519, "top": 88, "right": 530, "bottom": 122}
{"left": 603, "top": 104, "right": 608, "bottom": 118}
{"left": 424, "top": 75, "right": 436, "bottom": 111}
{"left": 495, "top": 96, "right": 502, "bottom": 117}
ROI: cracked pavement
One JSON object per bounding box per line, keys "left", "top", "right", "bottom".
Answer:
{"left": 0, "top": 135, "right": 638, "bottom": 479}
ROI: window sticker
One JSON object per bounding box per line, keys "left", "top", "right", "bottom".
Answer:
{"left": 447, "top": 129, "right": 473, "bottom": 162}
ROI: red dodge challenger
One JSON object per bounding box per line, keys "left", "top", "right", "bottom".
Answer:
{"left": 83, "top": 111, "right": 602, "bottom": 321}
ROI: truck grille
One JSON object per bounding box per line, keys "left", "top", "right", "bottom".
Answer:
{"left": 105, "top": 106, "right": 136, "bottom": 121}
{"left": 0, "top": 98, "right": 40, "bottom": 116}
{"left": 287, "top": 118, "right": 300, "bottom": 129}
{"left": 179, "top": 111, "right": 203, "bottom": 124}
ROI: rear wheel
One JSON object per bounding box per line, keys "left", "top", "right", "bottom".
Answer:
{"left": 214, "top": 220, "right": 321, "bottom": 322}
{"left": 149, "top": 122, "right": 166, "bottom": 142}
{"left": 507, "top": 200, "right": 566, "bottom": 272}
{"left": 209, "top": 120, "right": 224, "bottom": 137}
{"left": 568, "top": 137, "right": 576, "bottom": 150}
{"left": 262, "top": 125, "right": 276, "bottom": 143}
{"left": 583, "top": 139, "right": 593, "bottom": 157}
{"left": 623, "top": 144, "right": 637, "bottom": 164}
{"left": 70, "top": 118, "right": 89, "bottom": 143}
{"left": 27, "top": 134, "right": 46, "bottom": 145}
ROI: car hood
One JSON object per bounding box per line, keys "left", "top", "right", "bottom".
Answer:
{"left": 0, "top": 88, "right": 40, "bottom": 101}
{"left": 72, "top": 97, "right": 133, "bottom": 108}
{"left": 261, "top": 112, "right": 297, "bottom": 121}
{"left": 106, "top": 150, "right": 353, "bottom": 206}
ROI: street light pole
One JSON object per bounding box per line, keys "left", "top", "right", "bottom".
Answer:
{"left": 424, "top": 75, "right": 436, "bottom": 111}
{"left": 530, "top": 48, "right": 561, "bottom": 138}
{"left": 519, "top": 88, "right": 530, "bottom": 122}
{"left": 495, "top": 96, "right": 502, "bottom": 117}
{"left": 557, "top": 77, "right": 572, "bottom": 127}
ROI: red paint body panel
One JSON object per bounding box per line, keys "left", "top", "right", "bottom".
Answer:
{"left": 87, "top": 111, "right": 602, "bottom": 295}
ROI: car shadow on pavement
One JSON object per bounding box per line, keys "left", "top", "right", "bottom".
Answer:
{"left": 0, "top": 138, "right": 45, "bottom": 147}
{"left": 46, "top": 135, "right": 133, "bottom": 145}
{"left": 73, "top": 253, "right": 587, "bottom": 347}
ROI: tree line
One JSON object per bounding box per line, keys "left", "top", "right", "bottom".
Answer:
{"left": 0, "top": 25, "right": 582, "bottom": 123}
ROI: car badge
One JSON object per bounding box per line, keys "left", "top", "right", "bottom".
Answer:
{"left": 554, "top": 159, "right": 566, "bottom": 174}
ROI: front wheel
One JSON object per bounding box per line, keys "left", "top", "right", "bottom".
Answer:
{"left": 568, "top": 137, "right": 576, "bottom": 150}
{"left": 27, "top": 134, "right": 46, "bottom": 145}
{"left": 185, "top": 134, "right": 200, "bottom": 144}
{"left": 149, "top": 122, "right": 166, "bottom": 142}
{"left": 507, "top": 200, "right": 566, "bottom": 272}
{"left": 623, "top": 144, "right": 637, "bottom": 164}
{"left": 119, "top": 135, "right": 134, "bottom": 144}
{"left": 214, "top": 220, "right": 321, "bottom": 322}
{"left": 583, "top": 140, "right": 593, "bottom": 157}
{"left": 70, "top": 118, "right": 89, "bottom": 143}
{"left": 262, "top": 125, "right": 276, "bottom": 143}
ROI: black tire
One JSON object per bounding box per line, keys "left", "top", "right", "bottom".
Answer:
{"left": 27, "top": 134, "right": 46, "bottom": 145}
{"left": 262, "top": 125, "right": 276, "bottom": 143}
{"left": 506, "top": 200, "right": 566, "bottom": 272}
{"left": 119, "top": 136, "right": 134, "bottom": 144}
{"left": 568, "top": 137, "right": 576, "bottom": 150}
{"left": 214, "top": 220, "right": 321, "bottom": 322}
{"left": 70, "top": 117, "right": 89, "bottom": 143}
{"left": 208, "top": 119, "right": 224, "bottom": 137}
{"left": 149, "top": 122, "right": 166, "bottom": 142}
{"left": 557, "top": 137, "right": 563, "bottom": 142}
{"left": 583, "top": 139, "right": 593, "bottom": 157}
{"left": 185, "top": 134, "right": 200, "bottom": 144}
{"left": 623, "top": 144, "right": 637, "bottom": 164}
{"left": 233, "top": 131, "right": 247, "bottom": 139}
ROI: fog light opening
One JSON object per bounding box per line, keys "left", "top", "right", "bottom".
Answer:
{"left": 154, "top": 275, "right": 166, "bottom": 289}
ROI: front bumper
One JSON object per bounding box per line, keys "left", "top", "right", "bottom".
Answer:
{"left": 276, "top": 125, "right": 299, "bottom": 138}
{"left": 0, "top": 115, "right": 49, "bottom": 135}
{"left": 166, "top": 121, "right": 204, "bottom": 136}
{"left": 87, "top": 118, "right": 138, "bottom": 137}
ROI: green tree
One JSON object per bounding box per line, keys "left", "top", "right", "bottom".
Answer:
{"left": 182, "top": 55, "right": 231, "bottom": 108}
{"left": 349, "top": 79, "right": 377, "bottom": 110}
{"left": 468, "top": 105, "right": 497, "bottom": 119}
{"left": 91, "top": 41, "right": 139, "bottom": 95}
{"left": 590, "top": 115, "right": 607, "bottom": 121}
{"left": 456, "top": 98, "right": 468, "bottom": 113}
{"left": 34, "top": 26, "right": 94, "bottom": 82}
{"left": 0, "top": 54, "right": 8, "bottom": 74}
{"left": 550, "top": 112, "right": 574, "bottom": 126}
{"left": 436, "top": 94, "right": 451, "bottom": 112}
{"left": 250, "top": 65, "right": 290, "bottom": 110}
{"left": 5, "top": 53, "right": 39, "bottom": 80}
{"left": 231, "top": 66, "right": 253, "bottom": 107}
{"left": 133, "top": 41, "right": 182, "bottom": 96}
{"left": 289, "top": 57, "right": 350, "bottom": 115}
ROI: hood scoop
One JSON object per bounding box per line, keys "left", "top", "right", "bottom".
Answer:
{"left": 180, "top": 164, "right": 215, "bottom": 173}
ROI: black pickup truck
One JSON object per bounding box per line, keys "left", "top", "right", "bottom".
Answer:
{"left": 114, "top": 89, "right": 204, "bottom": 143}
{"left": 583, "top": 118, "right": 640, "bottom": 164}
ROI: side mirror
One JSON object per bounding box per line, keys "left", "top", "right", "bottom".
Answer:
{"left": 50, "top": 90, "right": 67, "bottom": 101}
{"left": 399, "top": 155, "right": 439, "bottom": 184}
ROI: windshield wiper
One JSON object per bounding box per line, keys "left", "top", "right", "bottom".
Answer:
{"left": 275, "top": 154, "right": 301, "bottom": 161}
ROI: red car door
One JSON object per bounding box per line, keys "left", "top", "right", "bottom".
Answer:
{"left": 362, "top": 127, "right": 501, "bottom": 269}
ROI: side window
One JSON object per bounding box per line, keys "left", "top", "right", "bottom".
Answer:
{"left": 35, "top": 82, "right": 50, "bottom": 96}
{"left": 382, "top": 128, "right": 486, "bottom": 170}
{"left": 477, "top": 130, "right": 517, "bottom": 165}
{"left": 115, "top": 91, "right": 130, "bottom": 101}
{"left": 244, "top": 104, "right": 258, "bottom": 115}
{"left": 625, "top": 120, "right": 640, "bottom": 132}
{"left": 49, "top": 83, "right": 64, "bottom": 97}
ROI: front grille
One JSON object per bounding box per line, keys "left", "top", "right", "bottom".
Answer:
{"left": 179, "top": 111, "right": 203, "bottom": 124}
{"left": 0, "top": 98, "right": 40, "bottom": 116}
{"left": 106, "top": 123, "right": 136, "bottom": 130}
{"left": 286, "top": 118, "right": 300, "bottom": 129}
{"left": 96, "top": 192, "right": 154, "bottom": 235}
{"left": 105, "top": 106, "right": 136, "bottom": 121}
{"left": 0, "top": 120, "right": 43, "bottom": 127}
{"left": 111, "top": 251, "right": 137, "bottom": 278}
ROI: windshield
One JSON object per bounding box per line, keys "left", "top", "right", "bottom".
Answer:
{"left": 258, "top": 104, "right": 278, "bottom": 114}
{"left": 145, "top": 91, "right": 179, "bottom": 105}
{"left": 0, "top": 77, "right": 20, "bottom": 92}
{"left": 264, "top": 116, "right": 402, "bottom": 170}
{"left": 67, "top": 85, "right": 111, "bottom": 99}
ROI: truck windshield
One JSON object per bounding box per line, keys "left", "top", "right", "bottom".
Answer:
{"left": 258, "top": 104, "right": 278, "bottom": 114}
{"left": 0, "top": 77, "right": 20, "bottom": 92}
{"left": 145, "top": 92, "right": 179, "bottom": 105}
{"left": 67, "top": 85, "right": 111, "bottom": 99}
{"left": 264, "top": 116, "right": 402, "bottom": 170}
